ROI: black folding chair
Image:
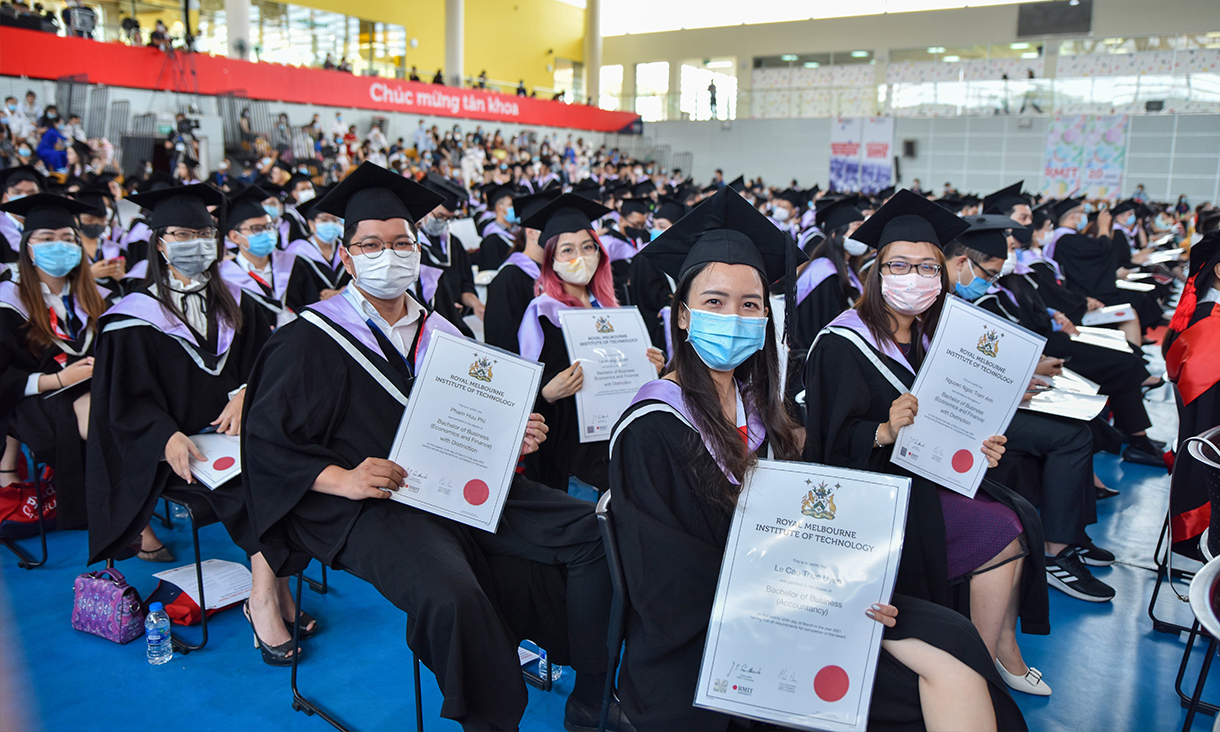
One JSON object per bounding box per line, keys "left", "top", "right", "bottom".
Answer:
{"left": 158, "top": 488, "right": 221, "bottom": 654}
{"left": 0, "top": 445, "right": 49, "bottom": 569}
{"left": 289, "top": 569, "right": 424, "bottom": 732}
{"left": 595, "top": 491, "right": 629, "bottom": 732}
{"left": 1180, "top": 555, "right": 1220, "bottom": 729}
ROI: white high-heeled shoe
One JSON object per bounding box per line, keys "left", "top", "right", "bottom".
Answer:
{"left": 995, "top": 658, "right": 1052, "bottom": 696}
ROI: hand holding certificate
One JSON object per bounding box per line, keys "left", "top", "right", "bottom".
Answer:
{"left": 890, "top": 297, "right": 1046, "bottom": 498}
{"left": 695, "top": 460, "right": 911, "bottom": 732}
{"left": 558, "top": 307, "right": 657, "bottom": 443}
{"left": 387, "top": 332, "right": 542, "bottom": 532}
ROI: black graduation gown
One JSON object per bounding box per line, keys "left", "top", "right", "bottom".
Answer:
{"left": 626, "top": 254, "right": 673, "bottom": 352}
{"left": 1051, "top": 233, "right": 1161, "bottom": 328}
{"left": 803, "top": 330, "right": 1050, "bottom": 635}
{"left": 241, "top": 299, "right": 610, "bottom": 729}
{"left": 484, "top": 262, "right": 537, "bottom": 354}
{"left": 85, "top": 289, "right": 273, "bottom": 563}
{"left": 523, "top": 317, "right": 610, "bottom": 492}
{"left": 1167, "top": 302, "right": 1220, "bottom": 557}
{"left": 609, "top": 404, "right": 1027, "bottom": 732}
{"left": 284, "top": 248, "right": 351, "bottom": 314}
{"left": 793, "top": 273, "right": 853, "bottom": 357}
{"left": 1026, "top": 262, "right": 1088, "bottom": 324}
{"left": 430, "top": 234, "right": 476, "bottom": 315}
{"left": 0, "top": 294, "right": 94, "bottom": 529}
{"left": 478, "top": 232, "right": 513, "bottom": 272}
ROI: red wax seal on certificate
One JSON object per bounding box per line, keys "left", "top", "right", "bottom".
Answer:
{"left": 213, "top": 457, "right": 236, "bottom": 471}
{"left": 463, "top": 479, "right": 490, "bottom": 506}
{"left": 814, "top": 665, "right": 849, "bottom": 702}
{"left": 951, "top": 449, "right": 974, "bottom": 473}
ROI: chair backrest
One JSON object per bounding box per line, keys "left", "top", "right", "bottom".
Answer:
{"left": 595, "top": 490, "right": 629, "bottom": 658}
{"left": 1186, "top": 425, "right": 1220, "bottom": 471}
{"left": 1189, "top": 556, "right": 1220, "bottom": 639}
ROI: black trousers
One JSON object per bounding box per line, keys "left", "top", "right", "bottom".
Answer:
{"left": 1003, "top": 411, "right": 1095, "bottom": 545}
{"left": 330, "top": 475, "right": 611, "bottom": 731}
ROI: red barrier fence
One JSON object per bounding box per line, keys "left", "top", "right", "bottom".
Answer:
{"left": 0, "top": 27, "right": 643, "bottom": 133}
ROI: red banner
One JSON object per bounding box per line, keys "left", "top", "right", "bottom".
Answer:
{"left": 0, "top": 27, "right": 642, "bottom": 133}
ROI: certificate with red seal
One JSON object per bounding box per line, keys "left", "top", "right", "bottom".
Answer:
{"left": 694, "top": 460, "right": 911, "bottom": 732}
{"left": 188, "top": 432, "right": 241, "bottom": 490}
{"left": 387, "top": 331, "right": 543, "bottom": 532}
{"left": 889, "top": 296, "right": 1045, "bottom": 498}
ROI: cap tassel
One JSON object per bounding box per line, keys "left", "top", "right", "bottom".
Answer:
{"left": 1168, "top": 276, "right": 1199, "bottom": 335}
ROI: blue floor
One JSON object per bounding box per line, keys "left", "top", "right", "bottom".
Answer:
{"left": 2, "top": 390, "right": 1217, "bottom": 731}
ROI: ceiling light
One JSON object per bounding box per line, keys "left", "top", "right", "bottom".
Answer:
{"left": 1010, "top": 42, "right": 1030, "bottom": 49}
{"left": 1021, "top": 51, "right": 1039, "bottom": 59}
{"left": 927, "top": 46, "right": 945, "bottom": 53}
{"left": 942, "top": 55, "right": 960, "bottom": 62}
{"left": 780, "top": 54, "right": 798, "bottom": 61}
{"left": 804, "top": 61, "right": 820, "bottom": 68}
{"left": 706, "top": 60, "right": 733, "bottom": 68}
{"left": 851, "top": 51, "right": 870, "bottom": 58}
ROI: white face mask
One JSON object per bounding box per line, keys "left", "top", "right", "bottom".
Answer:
{"left": 296, "top": 189, "right": 316, "bottom": 204}
{"left": 1000, "top": 250, "right": 1018, "bottom": 277}
{"left": 843, "top": 238, "right": 869, "bottom": 257}
{"left": 351, "top": 249, "right": 420, "bottom": 299}
{"left": 772, "top": 207, "right": 790, "bottom": 222}
{"left": 552, "top": 254, "right": 598, "bottom": 286}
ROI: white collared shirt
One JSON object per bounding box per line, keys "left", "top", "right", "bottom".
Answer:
{"left": 1202, "top": 287, "right": 1220, "bottom": 305}
{"left": 234, "top": 251, "right": 274, "bottom": 286}
{"left": 150, "top": 275, "right": 211, "bottom": 337}
{"left": 24, "top": 282, "right": 72, "bottom": 396}
{"left": 342, "top": 285, "right": 424, "bottom": 358}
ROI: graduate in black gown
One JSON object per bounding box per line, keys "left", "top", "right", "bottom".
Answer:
{"left": 240, "top": 163, "right": 621, "bottom": 732}
{"left": 219, "top": 185, "right": 298, "bottom": 329}
{"left": 792, "top": 196, "right": 866, "bottom": 354}
{"left": 84, "top": 184, "right": 308, "bottom": 666}
{"left": 284, "top": 189, "right": 352, "bottom": 313}
{"left": 517, "top": 194, "right": 664, "bottom": 493}
{"left": 0, "top": 194, "right": 109, "bottom": 530}
{"left": 627, "top": 196, "right": 685, "bottom": 351}
{"left": 610, "top": 186, "right": 1026, "bottom": 732}
{"left": 1, "top": 166, "right": 48, "bottom": 265}
{"left": 477, "top": 184, "right": 519, "bottom": 271}
{"left": 73, "top": 183, "right": 136, "bottom": 296}
{"left": 803, "top": 191, "right": 1052, "bottom": 697}
{"left": 483, "top": 189, "right": 562, "bottom": 353}
{"left": 417, "top": 173, "right": 480, "bottom": 337}
{"left": 1165, "top": 231, "right": 1220, "bottom": 558}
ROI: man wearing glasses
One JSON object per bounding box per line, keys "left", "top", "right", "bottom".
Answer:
{"left": 242, "top": 163, "right": 620, "bottom": 732}
{"left": 221, "top": 184, "right": 299, "bottom": 329}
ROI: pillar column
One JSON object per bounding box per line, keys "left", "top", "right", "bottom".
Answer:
{"left": 583, "top": 0, "right": 601, "bottom": 106}
{"left": 445, "top": 0, "right": 464, "bottom": 87}
{"left": 225, "top": 0, "right": 250, "bottom": 60}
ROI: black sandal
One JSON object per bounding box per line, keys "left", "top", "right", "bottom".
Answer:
{"left": 244, "top": 600, "right": 299, "bottom": 666}
{"left": 137, "top": 543, "right": 176, "bottom": 562}
{"left": 284, "top": 610, "right": 319, "bottom": 640}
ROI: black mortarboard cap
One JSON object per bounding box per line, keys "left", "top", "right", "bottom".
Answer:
{"left": 778, "top": 189, "right": 805, "bottom": 209}
{"left": 936, "top": 196, "right": 966, "bottom": 215}
{"left": 816, "top": 196, "right": 865, "bottom": 233}
{"left": 522, "top": 193, "right": 611, "bottom": 246}
{"left": 1135, "top": 202, "right": 1155, "bottom": 220}
{"left": 619, "top": 196, "right": 651, "bottom": 217}
{"left": 570, "top": 178, "right": 602, "bottom": 201}
{"left": 224, "top": 184, "right": 274, "bottom": 233}
{"left": 0, "top": 165, "right": 47, "bottom": 192}
{"left": 514, "top": 189, "right": 564, "bottom": 227}
{"left": 271, "top": 158, "right": 295, "bottom": 174}
{"left": 0, "top": 192, "right": 101, "bottom": 231}
{"left": 641, "top": 187, "right": 806, "bottom": 284}
{"left": 1190, "top": 231, "right": 1220, "bottom": 282}
{"left": 876, "top": 185, "right": 896, "bottom": 202}
{"left": 961, "top": 194, "right": 981, "bottom": 207}
{"left": 314, "top": 162, "right": 443, "bottom": 225}
{"left": 654, "top": 196, "right": 686, "bottom": 224}
{"left": 850, "top": 189, "right": 971, "bottom": 251}
{"left": 484, "top": 182, "right": 517, "bottom": 209}
{"left": 1110, "top": 199, "right": 1137, "bottom": 216}
{"left": 421, "top": 172, "right": 467, "bottom": 213}
{"left": 982, "top": 181, "right": 1028, "bottom": 215}
{"left": 126, "top": 183, "right": 224, "bottom": 230}
{"left": 139, "top": 170, "right": 178, "bottom": 194}
{"left": 727, "top": 175, "right": 746, "bottom": 193}
{"left": 633, "top": 179, "right": 656, "bottom": 198}
{"left": 956, "top": 214, "right": 1023, "bottom": 260}
{"left": 1050, "top": 197, "right": 1084, "bottom": 223}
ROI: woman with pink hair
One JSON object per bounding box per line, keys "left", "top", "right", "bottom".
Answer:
{"left": 517, "top": 194, "right": 663, "bottom": 492}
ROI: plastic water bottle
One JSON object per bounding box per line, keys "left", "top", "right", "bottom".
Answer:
{"left": 538, "top": 647, "right": 563, "bottom": 684}
{"left": 170, "top": 503, "right": 189, "bottom": 522}
{"left": 145, "top": 602, "right": 173, "bottom": 665}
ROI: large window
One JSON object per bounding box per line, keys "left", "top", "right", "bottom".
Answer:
{"left": 599, "top": 65, "right": 624, "bottom": 111}
{"left": 634, "top": 61, "right": 669, "bottom": 122}
{"left": 679, "top": 63, "right": 736, "bottom": 120}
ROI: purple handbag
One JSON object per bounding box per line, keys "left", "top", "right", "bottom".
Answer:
{"left": 71, "top": 568, "right": 146, "bottom": 644}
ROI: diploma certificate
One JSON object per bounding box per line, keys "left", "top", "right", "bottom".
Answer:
{"left": 890, "top": 297, "right": 1045, "bottom": 498}
{"left": 558, "top": 307, "right": 655, "bottom": 443}
{"left": 387, "top": 331, "right": 542, "bottom": 532}
{"left": 694, "top": 460, "right": 911, "bottom": 732}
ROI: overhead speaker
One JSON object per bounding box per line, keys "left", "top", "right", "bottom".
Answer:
{"left": 902, "top": 139, "right": 916, "bottom": 158}
{"left": 1145, "top": 100, "right": 1164, "bottom": 112}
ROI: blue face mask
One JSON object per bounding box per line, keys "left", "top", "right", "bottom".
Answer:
{"left": 1122, "top": 213, "right": 1136, "bottom": 227}
{"left": 315, "top": 221, "right": 343, "bottom": 244}
{"left": 505, "top": 206, "right": 519, "bottom": 224}
{"left": 31, "top": 240, "right": 82, "bottom": 278}
{"left": 263, "top": 204, "right": 281, "bottom": 220}
{"left": 244, "top": 230, "right": 277, "bottom": 257}
{"left": 684, "top": 306, "right": 768, "bottom": 372}
{"left": 650, "top": 228, "right": 665, "bottom": 241}
{"left": 1075, "top": 216, "right": 1088, "bottom": 232}
{"left": 954, "top": 266, "right": 991, "bottom": 301}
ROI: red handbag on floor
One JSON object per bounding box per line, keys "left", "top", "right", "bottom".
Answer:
{"left": 0, "top": 454, "right": 56, "bottom": 540}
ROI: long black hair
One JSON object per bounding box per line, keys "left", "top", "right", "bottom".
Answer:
{"left": 665, "top": 262, "right": 804, "bottom": 510}
{"left": 146, "top": 227, "right": 243, "bottom": 333}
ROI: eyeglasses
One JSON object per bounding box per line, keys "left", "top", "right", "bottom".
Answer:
{"left": 29, "top": 235, "right": 82, "bottom": 245}
{"left": 971, "top": 260, "right": 1002, "bottom": 285}
{"left": 162, "top": 228, "right": 217, "bottom": 242}
{"left": 881, "top": 261, "right": 942, "bottom": 278}
{"left": 347, "top": 236, "right": 419, "bottom": 257}
{"left": 237, "top": 224, "right": 274, "bottom": 235}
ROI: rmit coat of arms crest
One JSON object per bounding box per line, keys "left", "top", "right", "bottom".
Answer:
{"left": 594, "top": 315, "right": 614, "bottom": 333}
{"left": 468, "top": 355, "right": 494, "bottom": 382}
{"left": 976, "top": 328, "right": 1002, "bottom": 358}
{"left": 801, "top": 480, "right": 837, "bottom": 520}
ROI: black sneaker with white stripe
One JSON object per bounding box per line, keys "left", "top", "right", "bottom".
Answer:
{"left": 1046, "top": 546, "right": 1115, "bottom": 602}
{"left": 1077, "top": 537, "right": 1115, "bottom": 567}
